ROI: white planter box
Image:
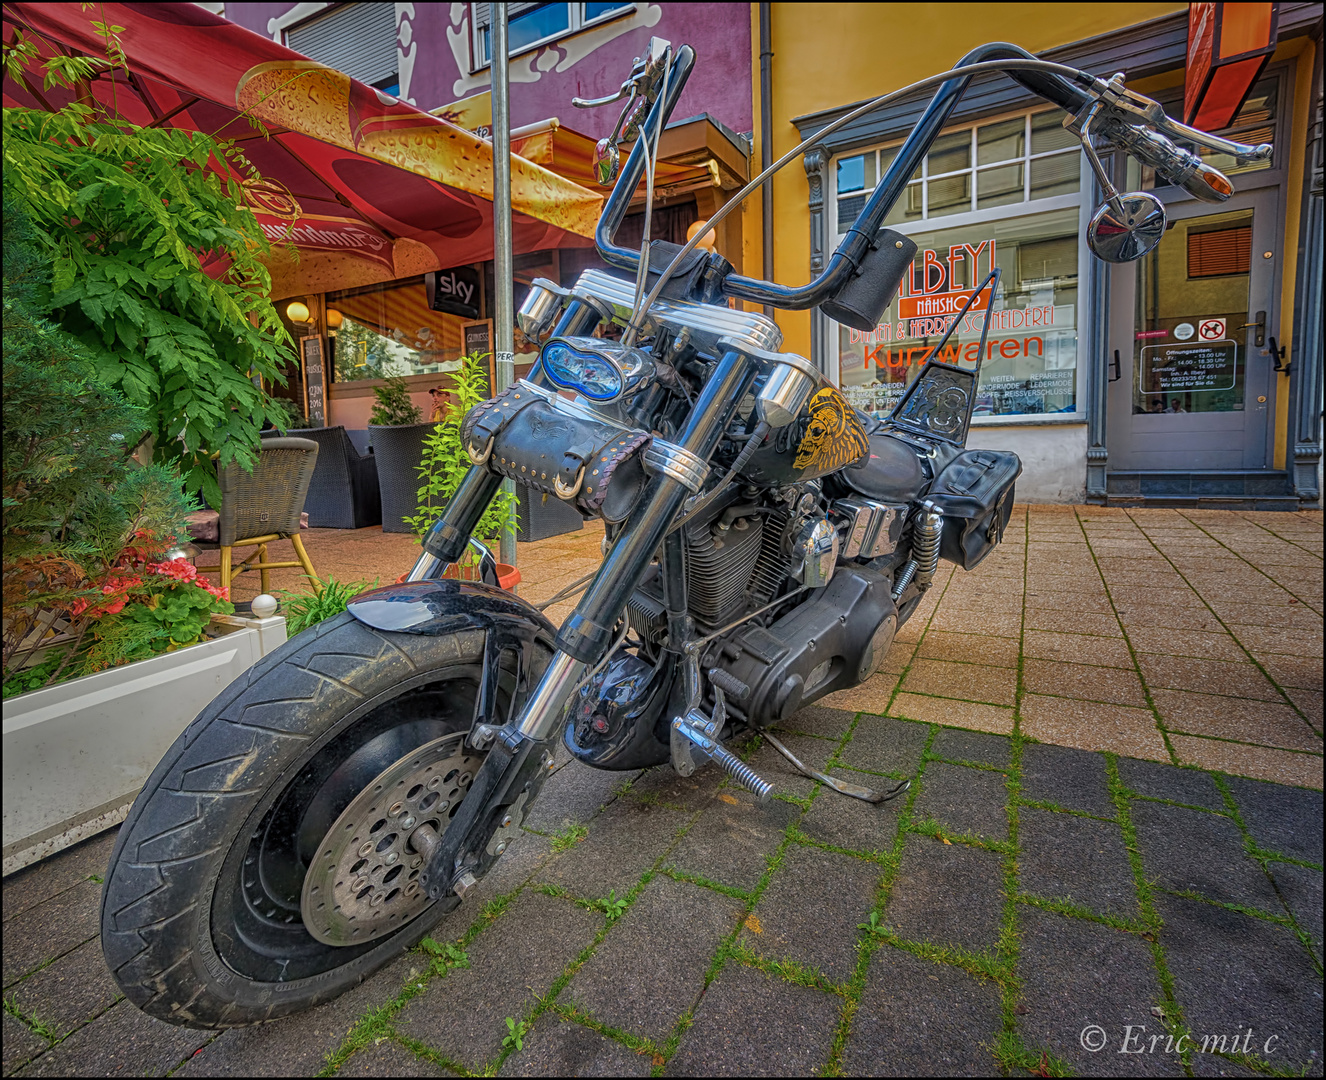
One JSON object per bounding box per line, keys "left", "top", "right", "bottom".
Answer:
{"left": 2, "top": 613, "right": 287, "bottom": 875}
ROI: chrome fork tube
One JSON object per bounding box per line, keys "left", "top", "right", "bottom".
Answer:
{"left": 516, "top": 652, "right": 588, "bottom": 739}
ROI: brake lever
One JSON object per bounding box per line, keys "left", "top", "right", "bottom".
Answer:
{"left": 572, "top": 79, "right": 634, "bottom": 110}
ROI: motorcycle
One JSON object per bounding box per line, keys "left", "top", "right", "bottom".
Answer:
{"left": 100, "top": 39, "right": 1269, "bottom": 1028}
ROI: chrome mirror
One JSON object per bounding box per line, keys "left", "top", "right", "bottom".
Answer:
{"left": 592, "top": 137, "right": 621, "bottom": 187}
{"left": 1087, "top": 192, "right": 1167, "bottom": 263}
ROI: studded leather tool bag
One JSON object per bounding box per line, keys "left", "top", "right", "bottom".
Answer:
{"left": 462, "top": 386, "right": 653, "bottom": 523}
{"left": 925, "top": 449, "right": 1022, "bottom": 570}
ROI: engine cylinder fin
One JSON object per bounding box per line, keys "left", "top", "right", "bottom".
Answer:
{"left": 683, "top": 515, "right": 763, "bottom": 626}
{"left": 746, "top": 506, "right": 792, "bottom": 606}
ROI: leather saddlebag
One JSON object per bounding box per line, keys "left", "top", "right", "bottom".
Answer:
{"left": 925, "top": 449, "right": 1022, "bottom": 570}
{"left": 462, "top": 385, "right": 652, "bottom": 523}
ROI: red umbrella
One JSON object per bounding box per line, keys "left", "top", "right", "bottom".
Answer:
{"left": 2, "top": 2, "right": 602, "bottom": 299}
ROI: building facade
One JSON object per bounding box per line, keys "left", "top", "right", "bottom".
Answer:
{"left": 215, "top": 2, "right": 754, "bottom": 429}
{"left": 757, "top": 3, "right": 1323, "bottom": 507}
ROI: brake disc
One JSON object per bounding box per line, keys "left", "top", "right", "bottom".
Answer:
{"left": 301, "top": 732, "right": 482, "bottom": 946}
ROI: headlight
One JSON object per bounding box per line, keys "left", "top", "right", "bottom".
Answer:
{"left": 539, "top": 337, "right": 653, "bottom": 402}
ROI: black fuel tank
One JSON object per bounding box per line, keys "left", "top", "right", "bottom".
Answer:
{"left": 740, "top": 385, "right": 870, "bottom": 485}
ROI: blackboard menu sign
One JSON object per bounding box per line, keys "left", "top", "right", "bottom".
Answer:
{"left": 301, "top": 335, "right": 326, "bottom": 425}
{"left": 461, "top": 320, "right": 497, "bottom": 395}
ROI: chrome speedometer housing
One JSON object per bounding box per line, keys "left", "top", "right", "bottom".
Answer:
{"left": 539, "top": 337, "right": 653, "bottom": 403}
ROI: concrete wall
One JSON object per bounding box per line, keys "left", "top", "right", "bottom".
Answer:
{"left": 968, "top": 422, "right": 1088, "bottom": 504}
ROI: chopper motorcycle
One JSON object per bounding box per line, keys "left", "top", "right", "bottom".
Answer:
{"left": 100, "top": 37, "right": 1269, "bottom": 1027}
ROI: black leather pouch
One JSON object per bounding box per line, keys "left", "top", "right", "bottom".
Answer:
{"left": 463, "top": 386, "right": 652, "bottom": 523}
{"left": 925, "top": 449, "right": 1022, "bottom": 569}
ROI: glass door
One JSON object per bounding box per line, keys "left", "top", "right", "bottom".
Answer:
{"left": 1106, "top": 188, "right": 1279, "bottom": 470}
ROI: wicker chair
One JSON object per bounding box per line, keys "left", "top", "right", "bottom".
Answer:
{"left": 369, "top": 422, "right": 437, "bottom": 534}
{"left": 193, "top": 437, "right": 321, "bottom": 594}
{"left": 263, "top": 425, "right": 380, "bottom": 529}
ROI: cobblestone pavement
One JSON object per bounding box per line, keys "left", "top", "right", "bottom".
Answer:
{"left": 3, "top": 507, "right": 1321, "bottom": 1076}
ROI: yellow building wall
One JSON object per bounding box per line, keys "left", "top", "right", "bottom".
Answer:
{"left": 745, "top": 3, "right": 1313, "bottom": 467}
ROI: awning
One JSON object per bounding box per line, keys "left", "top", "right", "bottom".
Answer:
{"left": 1, "top": 3, "right": 603, "bottom": 300}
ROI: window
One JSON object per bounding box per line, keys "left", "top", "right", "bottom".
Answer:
{"left": 472, "top": 3, "right": 635, "bottom": 68}
{"left": 835, "top": 109, "right": 1080, "bottom": 233}
{"left": 328, "top": 279, "right": 468, "bottom": 385}
{"left": 1187, "top": 225, "right": 1251, "bottom": 278}
{"left": 286, "top": 3, "right": 399, "bottom": 94}
{"left": 1155, "top": 76, "right": 1278, "bottom": 179}
{"left": 836, "top": 209, "right": 1081, "bottom": 420}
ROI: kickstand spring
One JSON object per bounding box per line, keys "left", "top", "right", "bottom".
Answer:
{"left": 758, "top": 729, "right": 910, "bottom": 804}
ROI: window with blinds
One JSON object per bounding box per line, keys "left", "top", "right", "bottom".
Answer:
{"left": 287, "top": 3, "right": 398, "bottom": 91}
{"left": 1188, "top": 226, "right": 1252, "bottom": 278}
{"left": 471, "top": 3, "right": 635, "bottom": 68}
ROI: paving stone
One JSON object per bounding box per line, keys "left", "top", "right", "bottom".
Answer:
{"left": 522, "top": 761, "right": 632, "bottom": 834}
{"left": 1136, "top": 656, "right": 1281, "bottom": 701}
{"left": 742, "top": 844, "right": 879, "bottom": 984}
{"left": 843, "top": 943, "right": 1003, "bottom": 1076}
{"left": 3, "top": 1012, "right": 48, "bottom": 1076}
{"left": 6, "top": 939, "right": 121, "bottom": 1038}
{"left": 889, "top": 693, "right": 1015, "bottom": 735}
{"left": 820, "top": 670, "right": 900, "bottom": 715}
{"left": 395, "top": 893, "right": 603, "bottom": 1070}
{"left": 626, "top": 764, "right": 721, "bottom": 813}
{"left": 538, "top": 797, "right": 689, "bottom": 899}
{"left": 931, "top": 727, "right": 1010, "bottom": 767}
{"left": 339, "top": 1039, "right": 450, "bottom": 1077}
{"left": 1018, "top": 808, "right": 1138, "bottom": 919}
{"left": 1131, "top": 802, "right": 1279, "bottom": 911}
{"left": 1, "top": 879, "right": 100, "bottom": 987}
{"left": 911, "top": 761, "right": 1009, "bottom": 841}
{"left": 1, "top": 830, "right": 119, "bottom": 924}
{"left": 773, "top": 704, "right": 857, "bottom": 739}
{"left": 1016, "top": 907, "right": 1175, "bottom": 1076}
{"left": 666, "top": 788, "right": 796, "bottom": 893}
{"left": 175, "top": 955, "right": 417, "bottom": 1077}
{"left": 1150, "top": 689, "right": 1322, "bottom": 753}
{"left": 1268, "top": 862, "right": 1322, "bottom": 959}
{"left": 666, "top": 963, "right": 840, "bottom": 1076}
{"left": 1020, "top": 743, "right": 1116, "bottom": 817}
{"left": 1023, "top": 659, "right": 1149, "bottom": 708}
{"left": 1156, "top": 896, "right": 1323, "bottom": 1072}
{"left": 918, "top": 629, "right": 1020, "bottom": 667}
{"left": 1020, "top": 695, "right": 1170, "bottom": 762}
{"left": 1223, "top": 775, "right": 1324, "bottom": 864}
{"left": 901, "top": 657, "right": 1017, "bottom": 706}
{"left": 566, "top": 876, "right": 739, "bottom": 1042}
{"left": 839, "top": 714, "right": 929, "bottom": 777}
{"left": 499, "top": 1012, "right": 652, "bottom": 1077}
{"left": 1117, "top": 758, "right": 1225, "bottom": 811}
{"left": 1169, "top": 735, "right": 1324, "bottom": 789}
{"left": 17, "top": 999, "right": 210, "bottom": 1077}
{"left": 800, "top": 775, "right": 907, "bottom": 855}
{"left": 885, "top": 834, "right": 1005, "bottom": 953}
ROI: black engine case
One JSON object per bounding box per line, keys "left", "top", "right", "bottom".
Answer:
{"left": 714, "top": 566, "right": 896, "bottom": 723}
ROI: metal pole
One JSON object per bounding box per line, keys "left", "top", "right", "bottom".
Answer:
{"left": 492, "top": 7, "right": 517, "bottom": 568}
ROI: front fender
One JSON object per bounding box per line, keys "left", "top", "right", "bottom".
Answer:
{"left": 346, "top": 580, "right": 557, "bottom": 646}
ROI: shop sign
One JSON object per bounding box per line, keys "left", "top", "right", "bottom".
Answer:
{"left": 427, "top": 266, "right": 481, "bottom": 319}
{"left": 1141, "top": 341, "right": 1237, "bottom": 393}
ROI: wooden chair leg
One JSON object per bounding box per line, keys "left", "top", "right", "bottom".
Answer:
{"left": 291, "top": 533, "right": 321, "bottom": 593}
{"left": 220, "top": 546, "right": 232, "bottom": 590}
{"left": 259, "top": 543, "right": 270, "bottom": 595}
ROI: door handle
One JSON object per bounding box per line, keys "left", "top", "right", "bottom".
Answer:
{"left": 1238, "top": 310, "right": 1266, "bottom": 348}
{"left": 1109, "top": 349, "right": 1122, "bottom": 383}
{"left": 1268, "top": 335, "right": 1289, "bottom": 374}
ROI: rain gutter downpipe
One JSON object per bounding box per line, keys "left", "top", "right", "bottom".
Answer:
{"left": 492, "top": 6, "right": 517, "bottom": 569}
{"left": 759, "top": 2, "right": 773, "bottom": 320}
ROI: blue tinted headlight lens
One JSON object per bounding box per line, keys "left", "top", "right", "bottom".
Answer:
{"left": 540, "top": 340, "right": 624, "bottom": 401}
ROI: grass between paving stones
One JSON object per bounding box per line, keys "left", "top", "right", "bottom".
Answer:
{"left": 3, "top": 993, "right": 63, "bottom": 1045}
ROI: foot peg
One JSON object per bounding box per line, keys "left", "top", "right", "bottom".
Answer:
{"left": 671, "top": 709, "right": 773, "bottom": 804}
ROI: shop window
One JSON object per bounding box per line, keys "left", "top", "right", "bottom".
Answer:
{"left": 836, "top": 208, "right": 1080, "bottom": 421}
{"left": 1154, "top": 76, "right": 1277, "bottom": 178}
{"left": 471, "top": 3, "right": 635, "bottom": 68}
{"left": 838, "top": 108, "right": 1080, "bottom": 233}
{"left": 327, "top": 278, "right": 469, "bottom": 385}
{"left": 286, "top": 3, "right": 399, "bottom": 94}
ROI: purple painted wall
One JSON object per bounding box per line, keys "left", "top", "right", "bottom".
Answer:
{"left": 222, "top": 3, "right": 752, "bottom": 140}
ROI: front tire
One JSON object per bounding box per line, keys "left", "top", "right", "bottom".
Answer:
{"left": 100, "top": 612, "right": 549, "bottom": 1028}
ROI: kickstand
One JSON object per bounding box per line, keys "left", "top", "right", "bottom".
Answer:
{"left": 758, "top": 729, "right": 910, "bottom": 804}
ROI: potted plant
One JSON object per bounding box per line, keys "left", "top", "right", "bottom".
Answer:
{"left": 368, "top": 374, "right": 436, "bottom": 533}
{"left": 406, "top": 352, "right": 521, "bottom": 588}
{"left": 1, "top": 67, "right": 294, "bottom": 870}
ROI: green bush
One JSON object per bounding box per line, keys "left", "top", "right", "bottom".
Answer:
{"left": 406, "top": 352, "right": 516, "bottom": 545}
{"left": 276, "top": 576, "right": 379, "bottom": 635}
{"left": 369, "top": 375, "right": 422, "bottom": 427}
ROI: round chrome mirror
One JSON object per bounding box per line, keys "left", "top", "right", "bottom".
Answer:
{"left": 1087, "top": 192, "right": 1167, "bottom": 263}
{"left": 593, "top": 138, "right": 620, "bottom": 187}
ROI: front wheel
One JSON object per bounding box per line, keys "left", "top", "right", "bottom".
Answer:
{"left": 100, "top": 612, "right": 550, "bottom": 1029}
